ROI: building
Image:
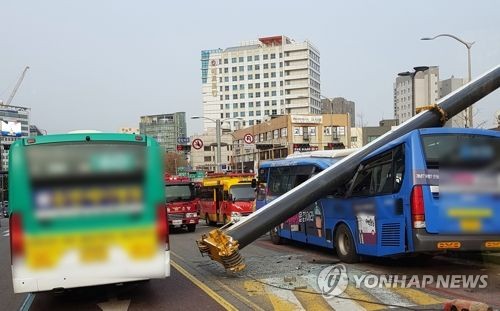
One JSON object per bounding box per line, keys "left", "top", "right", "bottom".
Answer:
{"left": 189, "top": 128, "right": 234, "bottom": 172}
{"left": 201, "top": 35, "right": 321, "bottom": 131}
{"left": 29, "top": 125, "right": 45, "bottom": 136}
{"left": 119, "top": 127, "right": 140, "bottom": 134}
{"left": 321, "top": 97, "right": 355, "bottom": 126}
{"left": 351, "top": 119, "right": 399, "bottom": 147}
{"left": 439, "top": 76, "right": 465, "bottom": 127}
{"left": 394, "top": 66, "right": 439, "bottom": 124}
{"left": 139, "top": 112, "right": 186, "bottom": 153}
{"left": 231, "top": 113, "right": 351, "bottom": 172}
{"left": 0, "top": 105, "right": 30, "bottom": 171}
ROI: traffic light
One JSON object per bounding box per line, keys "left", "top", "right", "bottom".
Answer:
{"left": 176, "top": 145, "right": 191, "bottom": 152}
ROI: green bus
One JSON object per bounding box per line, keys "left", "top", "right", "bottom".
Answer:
{"left": 9, "top": 133, "right": 169, "bottom": 293}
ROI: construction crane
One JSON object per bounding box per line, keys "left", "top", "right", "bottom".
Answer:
{"left": 196, "top": 65, "right": 500, "bottom": 272}
{"left": 4, "top": 66, "right": 30, "bottom": 106}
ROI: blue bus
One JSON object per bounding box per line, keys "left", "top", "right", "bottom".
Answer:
{"left": 257, "top": 128, "right": 500, "bottom": 262}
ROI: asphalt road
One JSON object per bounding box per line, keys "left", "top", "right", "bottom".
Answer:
{"left": 1, "top": 218, "right": 499, "bottom": 310}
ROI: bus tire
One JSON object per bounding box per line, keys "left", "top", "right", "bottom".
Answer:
{"left": 205, "top": 214, "right": 214, "bottom": 226}
{"left": 270, "top": 226, "right": 282, "bottom": 245}
{"left": 335, "top": 224, "right": 359, "bottom": 263}
{"left": 187, "top": 224, "right": 196, "bottom": 232}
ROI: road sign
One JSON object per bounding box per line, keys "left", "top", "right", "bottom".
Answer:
{"left": 192, "top": 138, "right": 204, "bottom": 150}
{"left": 177, "top": 137, "right": 190, "bottom": 144}
{"left": 243, "top": 133, "right": 254, "bottom": 144}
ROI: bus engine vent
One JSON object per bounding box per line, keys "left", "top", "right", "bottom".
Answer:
{"left": 381, "top": 223, "right": 401, "bottom": 247}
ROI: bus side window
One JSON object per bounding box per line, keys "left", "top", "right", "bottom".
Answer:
{"left": 393, "top": 145, "right": 405, "bottom": 193}
{"left": 349, "top": 150, "right": 393, "bottom": 197}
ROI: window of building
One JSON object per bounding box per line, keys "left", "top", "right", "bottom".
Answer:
{"left": 224, "top": 58, "right": 228, "bottom": 64}
{"left": 240, "top": 111, "right": 245, "bottom": 117}
{"left": 254, "top": 55, "right": 260, "bottom": 61}
{"left": 249, "top": 120, "right": 254, "bottom": 125}
{"left": 271, "top": 90, "right": 277, "bottom": 96}
{"left": 265, "top": 110, "right": 270, "bottom": 115}
{"left": 248, "top": 93, "right": 254, "bottom": 98}
{"left": 220, "top": 113, "right": 224, "bottom": 118}
{"left": 239, "top": 56, "right": 244, "bottom": 62}
{"left": 247, "top": 55, "right": 253, "bottom": 61}
{"left": 232, "top": 76, "right": 237, "bottom": 81}
{"left": 233, "top": 94, "right": 238, "bottom": 99}
{"left": 271, "top": 81, "right": 276, "bottom": 87}
{"left": 263, "top": 54, "right": 268, "bottom": 60}
{"left": 271, "top": 63, "right": 276, "bottom": 69}
{"left": 239, "top": 75, "right": 244, "bottom": 80}
{"left": 232, "top": 85, "right": 237, "bottom": 91}
{"left": 224, "top": 68, "right": 229, "bottom": 73}
{"left": 248, "top": 83, "right": 253, "bottom": 89}
{"left": 231, "top": 57, "right": 237, "bottom": 63}
{"left": 255, "top": 73, "right": 260, "bottom": 79}
{"left": 204, "top": 146, "right": 211, "bottom": 152}
{"left": 255, "top": 64, "right": 260, "bottom": 70}
{"left": 239, "top": 84, "right": 245, "bottom": 90}
{"left": 233, "top": 112, "right": 238, "bottom": 117}
{"left": 264, "top": 91, "right": 269, "bottom": 97}
{"left": 247, "top": 65, "right": 253, "bottom": 71}
{"left": 256, "top": 110, "right": 261, "bottom": 116}
{"left": 232, "top": 67, "right": 237, "bottom": 72}
{"left": 255, "top": 83, "right": 260, "bottom": 88}
{"left": 272, "top": 109, "right": 277, "bottom": 115}
{"left": 220, "top": 104, "right": 223, "bottom": 110}
{"left": 256, "top": 101, "right": 261, "bottom": 107}
{"left": 263, "top": 63, "right": 269, "bottom": 69}
{"left": 219, "top": 95, "right": 223, "bottom": 100}
{"left": 248, "top": 102, "right": 254, "bottom": 108}
{"left": 224, "top": 76, "right": 229, "bottom": 82}
{"left": 233, "top": 103, "right": 238, "bottom": 108}
{"left": 226, "top": 113, "right": 230, "bottom": 118}
{"left": 264, "top": 100, "right": 270, "bottom": 106}
{"left": 264, "top": 82, "right": 269, "bottom": 88}
{"left": 264, "top": 73, "right": 269, "bottom": 78}
{"left": 249, "top": 111, "right": 254, "bottom": 116}
{"left": 255, "top": 92, "right": 261, "bottom": 97}
{"left": 271, "top": 100, "right": 277, "bottom": 105}
{"left": 225, "top": 95, "right": 230, "bottom": 100}
{"left": 204, "top": 156, "right": 211, "bottom": 162}
{"left": 240, "top": 93, "right": 245, "bottom": 99}
{"left": 239, "top": 66, "right": 244, "bottom": 71}
{"left": 270, "top": 53, "right": 276, "bottom": 59}
{"left": 271, "top": 72, "right": 276, "bottom": 78}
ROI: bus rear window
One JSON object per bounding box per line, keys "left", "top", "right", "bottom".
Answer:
{"left": 421, "top": 134, "right": 499, "bottom": 169}
{"left": 26, "top": 142, "right": 146, "bottom": 218}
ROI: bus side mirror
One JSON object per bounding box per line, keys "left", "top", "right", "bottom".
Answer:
{"left": 251, "top": 178, "right": 257, "bottom": 188}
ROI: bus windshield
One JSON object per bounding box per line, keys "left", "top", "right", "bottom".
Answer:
{"left": 166, "top": 184, "right": 195, "bottom": 202}
{"left": 229, "top": 185, "right": 255, "bottom": 201}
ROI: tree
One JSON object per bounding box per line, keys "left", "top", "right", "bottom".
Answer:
{"left": 164, "top": 152, "right": 188, "bottom": 175}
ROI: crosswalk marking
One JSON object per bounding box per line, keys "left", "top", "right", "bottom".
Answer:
{"left": 389, "top": 286, "right": 446, "bottom": 306}
{"left": 2, "top": 229, "right": 9, "bottom": 237}
{"left": 242, "top": 273, "right": 448, "bottom": 311}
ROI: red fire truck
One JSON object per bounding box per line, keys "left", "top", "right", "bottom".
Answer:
{"left": 199, "top": 173, "right": 256, "bottom": 225}
{"left": 165, "top": 175, "right": 199, "bottom": 232}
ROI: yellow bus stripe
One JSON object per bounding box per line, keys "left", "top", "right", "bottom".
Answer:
{"left": 389, "top": 287, "right": 445, "bottom": 305}
{"left": 171, "top": 260, "right": 237, "bottom": 311}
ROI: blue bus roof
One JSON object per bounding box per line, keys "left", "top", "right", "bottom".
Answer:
{"left": 260, "top": 157, "right": 339, "bottom": 170}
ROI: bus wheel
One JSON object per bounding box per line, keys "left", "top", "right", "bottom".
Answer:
{"left": 270, "top": 226, "right": 282, "bottom": 245}
{"left": 205, "top": 214, "right": 216, "bottom": 226}
{"left": 187, "top": 224, "right": 196, "bottom": 232}
{"left": 335, "top": 224, "right": 359, "bottom": 263}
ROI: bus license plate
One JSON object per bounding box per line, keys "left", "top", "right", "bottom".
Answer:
{"left": 172, "top": 220, "right": 182, "bottom": 225}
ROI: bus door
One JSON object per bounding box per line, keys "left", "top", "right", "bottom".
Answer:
{"left": 347, "top": 145, "right": 406, "bottom": 257}
{"left": 215, "top": 186, "right": 223, "bottom": 219}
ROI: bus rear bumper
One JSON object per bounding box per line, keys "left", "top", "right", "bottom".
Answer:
{"left": 12, "top": 250, "right": 170, "bottom": 294}
{"left": 412, "top": 229, "right": 500, "bottom": 252}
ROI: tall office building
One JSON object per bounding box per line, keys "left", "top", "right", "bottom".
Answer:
{"left": 139, "top": 112, "right": 186, "bottom": 153}
{"left": 321, "top": 97, "right": 355, "bottom": 126}
{"left": 439, "top": 76, "right": 465, "bottom": 127}
{"left": 201, "top": 35, "right": 321, "bottom": 131}
{"left": 0, "top": 105, "right": 30, "bottom": 171}
{"left": 393, "top": 66, "right": 439, "bottom": 124}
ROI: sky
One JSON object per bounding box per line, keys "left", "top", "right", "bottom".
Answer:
{"left": 1, "top": 0, "right": 499, "bottom": 135}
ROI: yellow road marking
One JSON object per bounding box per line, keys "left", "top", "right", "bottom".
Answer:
{"left": 389, "top": 286, "right": 445, "bottom": 305}
{"left": 171, "top": 260, "right": 237, "bottom": 311}
{"left": 344, "top": 285, "right": 384, "bottom": 311}
{"left": 244, "top": 280, "right": 301, "bottom": 311}
{"left": 294, "top": 287, "right": 332, "bottom": 311}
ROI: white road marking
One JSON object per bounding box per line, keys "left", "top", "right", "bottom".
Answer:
{"left": 3, "top": 229, "right": 9, "bottom": 237}
{"left": 264, "top": 277, "right": 305, "bottom": 310}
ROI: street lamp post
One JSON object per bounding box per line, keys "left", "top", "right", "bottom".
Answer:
{"left": 398, "top": 66, "right": 430, "bottom": 118}
{"left": 421, "top": 34, "right": 475, "bottom": 127}
{"left": 191, "top": 116, "right": 242, "bottom": 173}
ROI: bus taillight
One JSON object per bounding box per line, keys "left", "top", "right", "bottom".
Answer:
{"left": 410, "top": 185, "right": 426, "bottom": 229}
{"left": 9, "top": 213, "right": 24, "bottom": 262}
{"left": 157, "top": 204, "right": 169, "bottom": 250}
